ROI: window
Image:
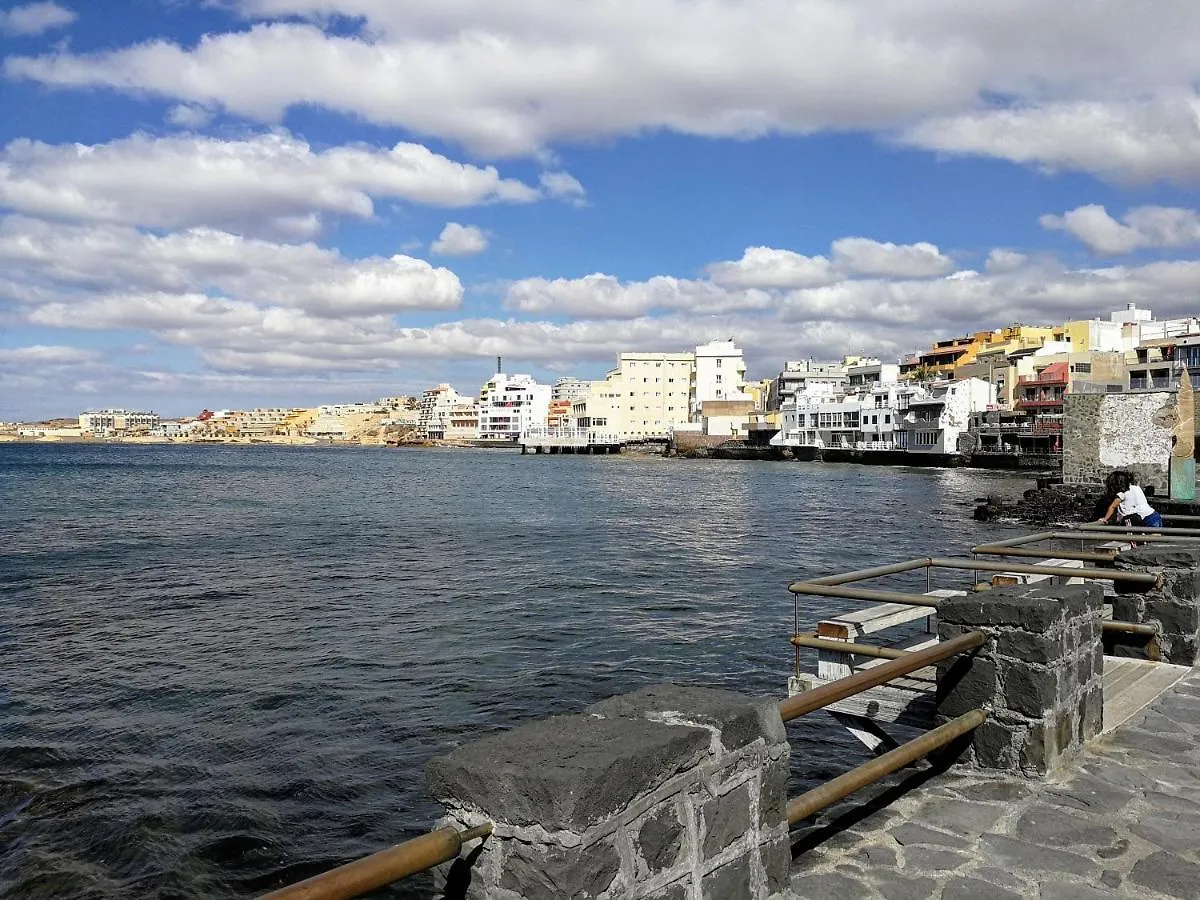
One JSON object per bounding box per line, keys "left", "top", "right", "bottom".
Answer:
{"left": 716, "top": 359, "right": 722, "bottom": 368}
{"left": 884, "top": 414, "right": 891, "bottom": 424}
{"left": 1071, "top": 362, "right": 1092, "bottom": 374}
{"left": 716, "top": 374, "right": 723, "bottom": 383}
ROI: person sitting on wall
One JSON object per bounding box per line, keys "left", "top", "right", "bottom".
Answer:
{"left": 1096, "top": 471, "right": 1163, "bottom": 527}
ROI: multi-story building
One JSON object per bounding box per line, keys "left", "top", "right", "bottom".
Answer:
{"left": 692, "top": 340, "right": 750, "bottom": 417}
{"left": 846, "top": 357, "right": 900, "bottom": 390}
{"left": 444, "top": 401, "right": 480, "bottom": 440}
{"left": 551, "top": 377, "right": 591, "bottom": 404}
{"left": 772, "top": 380, "right": 927, "bottom": 451}
{"left": 79, "top": 409, "right": 160, "bottom": 435}
{"left": 234, "top": 408, "right": 294, "bottom": 436}
{"left": 478, "top": 372, "right": 551, "bottom": 442}
{"left": 767, "top": 360, "right": 846, "bottom": 410}
{"left": 606, "top": 351, "right": 696, "bottom": 441}
{"left": 418, "top": 384, "right": 465, "bottom": 439}
{"left": 898, "top": 378, "right": 997, "bottom": 454}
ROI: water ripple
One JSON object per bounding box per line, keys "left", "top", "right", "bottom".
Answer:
{"left": 0, "top": 443, "right": 1022, "bottom": 897}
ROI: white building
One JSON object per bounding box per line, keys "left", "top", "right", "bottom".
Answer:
{"left": 478, "top": 372, "right": 551, "bottom": 442}
{"left": 846, "top": 358, "right": 900, "bottom": 390}
{"left": 772, "top": 381, "right": 932, "bottom": 451}
{"left": 768, "top": 360, "right": 847, "bottom": 410}
{"left": 79, "top": 409, "right": 160, "bottom": 434}
{"left": 418, "top": 384, "right": 465, "bottom": 439}
{"left": 899, "top": 378, "right": 997, "bottom": 454}
{"left": 693, "top": 340, "right": 750, "bottom": 418}
{"left": 551, "top": 377, "right": 591, "bottom": 403}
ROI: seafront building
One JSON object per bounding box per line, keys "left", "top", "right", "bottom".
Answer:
{"left": 444, "top": 401, "right": 480, "bottom": 441}
{"left": 418, "top": 384, "right": 466, "bottom": 439}
{"left": 79, "top": 409, "right": 160, "bottom": 435}
{"left": 478, "top": 372, "right": 551, "bottom": 442}
{"left": 766, "top": 359, "right": 847, "bottom": 410}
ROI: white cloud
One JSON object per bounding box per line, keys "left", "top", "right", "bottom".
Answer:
{"left": 430, "top": 222, "right": 489, "bottom": 257}
{"left": 707, "top": 247, "right": 834, "bottom": 290}
{"left": 0, "top": 132, "right": 540, "bottom": 237}
{"left": 830, "top": 237, "right": 953, "bottom": 278}
{"left": 11, "top": 0, "right": 1200, "bottom": 174}
{"left": 0, "top": 216, "right": 464, "bottom": 317}
{"left": 539, "top": 171, "right": 586, "bottom": 205}
{"left": 0, "top": 2, "right": 75, "bottom": 36}
{"left": 504, "top": 273, "right": 772, "bottom": 318}
{"left": 0, "top": 344, "right": 96, "bottom": 366}
{"left": 165, "top": 104, "right": 214, "bottom": 129}
{"left": 1041, "top": 203, "right": 1200, "bottom": 255}
{"left": 900, "top": 96, "right": 1200, "bottom": 185}
{"left": 984, "top": 249, "right": 1028, "bottom": 273}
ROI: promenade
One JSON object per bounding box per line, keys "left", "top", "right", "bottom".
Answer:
{"left": 789, "top": 670, "right": 1200, "bottom": 900}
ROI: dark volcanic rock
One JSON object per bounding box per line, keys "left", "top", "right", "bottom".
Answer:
{"left": 972, "top": 484, "right": 1106, "bottom": 527}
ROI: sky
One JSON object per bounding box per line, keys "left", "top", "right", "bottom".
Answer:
{"left": 3, "top": 1, "right": 1200, "bottom": 420}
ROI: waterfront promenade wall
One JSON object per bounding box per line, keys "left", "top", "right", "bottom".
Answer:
{"left": 420, "top": 580, "right": 1143, "bottom": 899}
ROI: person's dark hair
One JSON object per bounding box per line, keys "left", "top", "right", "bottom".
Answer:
{"left": 1105, "top": 470, "right": 1132, "bottom": 495}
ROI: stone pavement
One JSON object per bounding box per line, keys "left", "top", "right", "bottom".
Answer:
{"left": 786, "top": 670, "right": 1200, "bottom": 900}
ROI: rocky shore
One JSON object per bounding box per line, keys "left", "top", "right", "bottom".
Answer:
{"left": 972, "top": 483, "right": 1112, "bottom": 526}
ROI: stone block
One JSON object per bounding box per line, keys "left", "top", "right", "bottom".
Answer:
{"left": 498, "top": 838, "right": 620, "bottom": 900}
{"left": 996, "top": 628, "right": 1064, "bottom": 665}
{"left": 1146, "top": 598, "right": 1200, "bottom": 636}
{"left": 701, "top": 853, "right": 752, "bottom": 900}
{"left": 427, "top": 714, "right": 710, "bottom": 830}
{"left": 936, "top": 656, "right": 997, "bottom": 719}
{"left": 587, "top": 683, "right": 787, "bottom": 750}
{"left": 761, "top": 836, "right": 791, "bottom": 897}
{"left": 999, "top": 661, "right": 1057, "bottom": 718}
{"left": 428, "top": 683, "right": 788, "bottom": 899}
{"left": 1116, "top": 546, "right": 1200, "bottom": 571}
{"left": 702, "top": 781, "right": 752, "bottom": 856}
{"left": 636, "top": 804, "right": 684, "bottom": 874}
{"left": 759, "top": 756, "right": 788, "bottom": 828}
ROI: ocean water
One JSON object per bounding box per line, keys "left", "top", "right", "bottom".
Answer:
{"left": 0, "top": 443, "right": 1023, "bottom": 897}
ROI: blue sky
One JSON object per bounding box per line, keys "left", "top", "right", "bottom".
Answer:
{"left": 2, "top": 0, "right": 1200, "bottom": 420}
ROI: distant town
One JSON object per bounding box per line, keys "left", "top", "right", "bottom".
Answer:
{"left": 3, "top": 303, "right": 1197, "bottom": 471}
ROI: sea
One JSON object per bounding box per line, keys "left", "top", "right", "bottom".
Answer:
{"left": 0, "top": 442, "right": 1024, "bottom": 898}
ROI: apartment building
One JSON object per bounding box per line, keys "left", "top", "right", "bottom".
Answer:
{"left": 478, "top": 373, "right": 551, "bottom": 441}
{"left": 79, "top": 409, "right": 160, "bottom": 435}
{"left": 418, "top": 384, "right": 465, "bottom": 439}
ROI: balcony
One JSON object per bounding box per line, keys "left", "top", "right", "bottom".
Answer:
{"left": 1015, "top": 399, "right": 1064, "bottom": 409}
{"left": 1017, "top": 374, "right": 1068, "bottom": 386}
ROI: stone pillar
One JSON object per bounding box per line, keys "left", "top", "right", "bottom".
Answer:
{"left": 935, "top": 583, "right": 1104, "bottom": 776}
{"left": 426, "top": 685, "right": 790, "bottom": 900}
{"left": 1114, "top": 545, "right": 1200, "bottom": 665}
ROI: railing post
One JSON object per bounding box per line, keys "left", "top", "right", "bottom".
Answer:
{"left": 427, "top": 685, "right": 791, "bottom": 900}
{"left": 1113, "top": 545, "right": 1200, "bottom": 665}
{"left": 935, "top": 584, "right": 1104, "bottom": 775}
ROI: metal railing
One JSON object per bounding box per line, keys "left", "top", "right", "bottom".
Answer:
{"left": 778, "top": 631, "right": 987, "bottom": 824}
{"left": 786, "top": 709, "right": 988, "bottom": 824}
{"left": 778, "top": 631, "right": 984, "bottom": 722}
{"left": 260, "top": 823, "right": 492, "bottom": 900}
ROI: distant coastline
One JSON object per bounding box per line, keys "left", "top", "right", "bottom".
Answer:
{"left": 0, "top": 433, "right": 481, "bottom": 449}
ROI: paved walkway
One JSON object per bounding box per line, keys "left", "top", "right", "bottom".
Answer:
{"left": 787, "top": 671, "right": 1200, "bottom": 900}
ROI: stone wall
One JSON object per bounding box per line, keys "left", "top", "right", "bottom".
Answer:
{"left": 427, "top": 685, "right": 790, "bottom": 900}
{"left": 1063, "top": 392, "right": 1176, "bottom": 491}
{"left": 1114, "top": 545, "right": 1200, "bottom": 665}
{"left": 935, "top": 584, "right": 1104, "bottom": 776}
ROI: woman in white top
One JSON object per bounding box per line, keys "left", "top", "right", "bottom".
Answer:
{"left": 1096, "top": 472, "right": 1163, "bottom": 528}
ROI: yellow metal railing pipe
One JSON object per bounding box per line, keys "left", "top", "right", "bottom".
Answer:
{"left": 260, "top": 823, "right": 492, "bottom": 900}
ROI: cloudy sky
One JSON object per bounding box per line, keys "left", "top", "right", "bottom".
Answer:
{"left": 3, "top": 0, "right": 1200, "bottom": 419}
